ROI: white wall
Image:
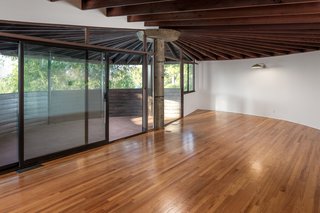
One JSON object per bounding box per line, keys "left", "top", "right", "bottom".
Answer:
{"left": 0, "top": 0, "right": 146, "bottom": 29}
{"left": 184, "top": 62, "right": 209, "bottom": 116}
{"left": 197, "top": 51, "right": 320, "bottom": 130}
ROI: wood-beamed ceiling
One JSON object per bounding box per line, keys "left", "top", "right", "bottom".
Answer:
{"left": 52, "top": 0, "right": 320, "bottom": 61}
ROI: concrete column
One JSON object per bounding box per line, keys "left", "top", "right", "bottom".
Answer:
{"left": 154, "top": 39, "right": 165, "bottom": 129}
{"left": 137, "top": 29, "right": 180, "bottom": 129}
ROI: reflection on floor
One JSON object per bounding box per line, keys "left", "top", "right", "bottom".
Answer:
{"left": 0, "top": 116, "right": 142, "bottom": 167}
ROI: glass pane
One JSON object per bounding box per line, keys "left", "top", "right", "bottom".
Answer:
{"left": 109, "top": 53, "right": 143, "bottom": 141}
{"left": 24, "top": 44, "right": 86, "bottom": 160}
{"left": 88, "top": 51, "right": 106, "bottom": 143}
{"left": 189, "top": 64, "right": 194, "bottom": 91}
{"left": 164, "top": 63, "right": 181, "bottom": 124}
{"left": 184, "top": 64, "right": 188, "bottom": 92}
{"left": 148, "top": 55, "right": 154, "bottom": 129}
{"left": 0, "top": 41, "right": 19, "bottom": 167}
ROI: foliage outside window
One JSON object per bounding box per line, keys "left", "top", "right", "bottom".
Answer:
{"left": 1, "top": 55, "right": 144, "bottom": 93}
{"left": 88, "top": 63, "right": 104, "bottom": 90}
{"left": 164, "top": 63, "right": 180, "bottom": 88}
{"left": 109, "top": 64, "right": 142, "bottom": 89}
{"left": 0, "top": 55, "right": 18, "bottom": 94}
{"left": 184, "top": 63, "right": 195, "bottom": 93}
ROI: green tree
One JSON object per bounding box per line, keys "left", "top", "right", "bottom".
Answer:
{"left": 0, "top": 55, "right": 18, "bottom": 94}
{"left": 164, "top": 63, "right": 180, "bottom": 88}
{"left": 51, "top": 58, "right": 85, "bottom": 90}
{"left": 24, "top": 56, "right": 48, "bottom": 92}
{"left": 109, "top": 64, "right": 142, "bottom": 89}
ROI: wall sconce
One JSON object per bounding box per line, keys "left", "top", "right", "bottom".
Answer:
{"left": 251, "top": 63, "right": 266, "bottom": 69}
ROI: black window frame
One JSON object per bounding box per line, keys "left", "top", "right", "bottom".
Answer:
{"left": 183, "top": 63, "right": 195, "bottom": 94}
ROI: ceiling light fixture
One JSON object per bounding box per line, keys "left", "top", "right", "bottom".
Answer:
{"left": 251, "top": 63, "right": 266, "bottom": 69}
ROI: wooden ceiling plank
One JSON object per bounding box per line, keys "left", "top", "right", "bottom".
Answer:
{"left": 181, "top": 39, "right": 231, "bottom": 59}
{"left": 110, "top": 38, "right": 139, "bottom": 48}
{"left": 180, "top": 38, "right": 242, "bottom": 59}
{"left": 231, "top": 37, "right": 320, "bottom": 49}
{"left": 126, "top": 43, "right": 144, "bottom": 64}
{"left": 216, "top": 33, "right": 320, "bottom": 44}
{"left": 82, "top": 0, "right": 174, "bottom": 10}
{"left": 128, "top": 2, "right": 320, "bottom": 22}
{"left": 181, "top": 37, "right": 256, "bottom": 58}
{"left": 146, "top": 14, "right": 320, "bottom": 27}
{"left": 170, "top": 23, "right": 320, "bottom": 31}
{"left": 110, "top": 40, "right": 141, "bottom": 60}
{"left": 198, "top": 38, "right": 273, "bottom": 57}
{"left": 200, "top": 31, "right": 320, "bottom": 40}
{"left": 107, "top": 0, "right": 313, "bottom": 16}
{"left": 182, "top": 32, "right": 320, "bottom": 44}
{"left": 181, "top": 34, "right": 310, "bottom": 51}
{"left": 181, "top": 34, "right": 275, "bottom": 57}
{"left": 219, "top": 38, "right": 297, "bottom": 53}
{"left": 190, "top": 34, "right": 318, "bottom": 53}
{"left": 178, "top": 40, "right": 223, "bottom": 60}
{"left": 172, "top": 42, "right": 202, "bottom": 61}
{"left": 174, "top": 41, "right": 206, "bottom": 60}
{"left": 198, "top": 34, "right": 319, "bottom": 51}
{"left": 92, "top": 36, "right": 136, "bottom": 46}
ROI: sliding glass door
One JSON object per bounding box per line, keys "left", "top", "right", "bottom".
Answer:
{"left": 164, "top": 62, "right": 182, "bottom": 124}
{"left": 88, "top": 51, "right": 107, "bottom": 144}
{"left": 109, "top": 53, "right": 143, "bottom": 141}
{"left": 0, "top": 41, "right": 19, "bottom": 167}
{"left": 24, "top": 44, "right": 86, "bottom": 160}
{"left": 0, "top": 40, "right": 149, "bottom": 171}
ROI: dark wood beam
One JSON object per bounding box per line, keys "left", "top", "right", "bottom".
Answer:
{"left": 107, "top": 0, "right": 312, "bottom": 16}
{"left": 146, "top": 14, "right": 320, "bottom": 27}
{"left": 172, "top": 23, "right": 320, "bottom": 31}
{"left": 82, "top": 0, "right": 173, "bottom": 10}
{"left": 128, "top": 2, "right": 320, "bottom": 22}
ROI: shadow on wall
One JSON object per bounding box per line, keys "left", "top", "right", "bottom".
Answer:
{"left": 61, "top": 0, "right": 106, "bottom": 15}
{"left": 213, "top": 94, "right": 272, "bottom": 118}
{"left": 62, "top": 0, "right": 82, "bottom": 8}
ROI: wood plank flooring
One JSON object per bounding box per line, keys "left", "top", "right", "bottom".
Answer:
{"left": 0, "top": 110, "right": 319, "bottom": 212}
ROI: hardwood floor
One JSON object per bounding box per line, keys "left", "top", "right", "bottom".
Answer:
{"left": 0, "top": 110, "right": 319, "bottom": 212}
